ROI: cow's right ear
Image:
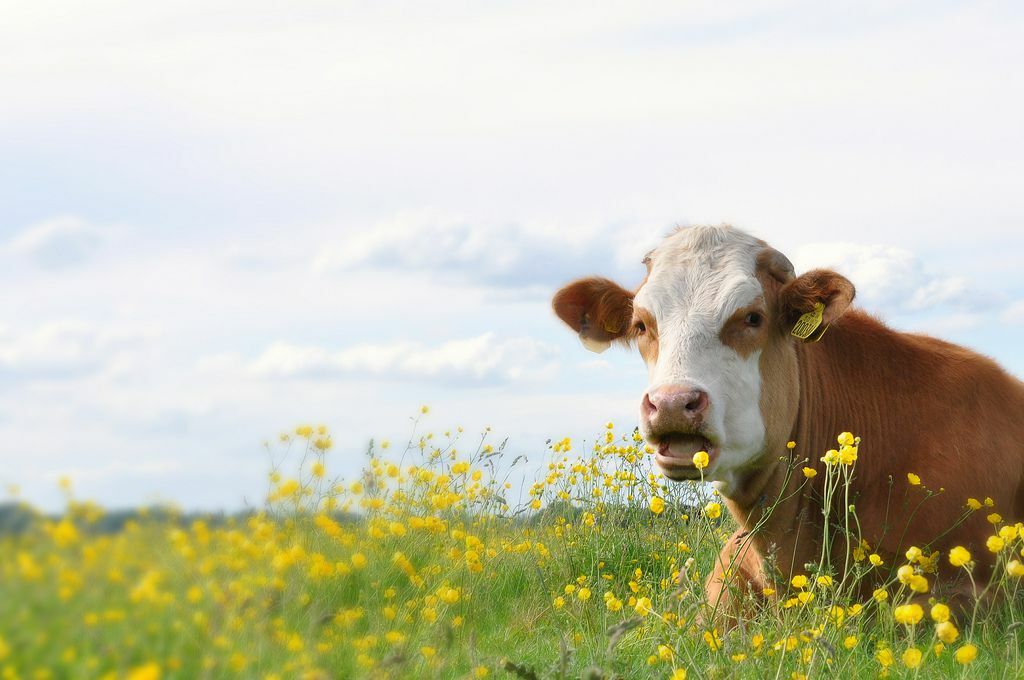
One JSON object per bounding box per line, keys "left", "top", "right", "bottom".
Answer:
{"left": 777, "top": 269, "right": 855, "bottom": 341}
{"left": 552, "top": 277, "right": 634, "bottom": 353}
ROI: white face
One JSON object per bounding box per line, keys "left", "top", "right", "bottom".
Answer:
{"left": 633, "top": 226, "right": 770, "bottom": 492}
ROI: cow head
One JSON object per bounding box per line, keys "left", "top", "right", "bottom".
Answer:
{"left": 552, "top": 225, "right": 855, "bottom": 495}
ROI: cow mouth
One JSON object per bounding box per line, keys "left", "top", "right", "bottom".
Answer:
{"left": 653, "top": 433, "right": 719, "bottom": 481}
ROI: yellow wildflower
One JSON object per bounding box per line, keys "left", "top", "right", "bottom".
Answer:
{"left": 902, "top": 647, "right": 922, "bottom": 669}
{"left": 894, "top": 604, "right": 923, "bottom": 625}
{"left": 692, "top": 451, "right": 709, "bottom": 469}
{"left": 703, "top": 629, "right": 723, "bottom": 651}
{"left": 949, "top": 546, "right": 972, "bottom": 568}
{"left": 126, "top": 664, "right": 161, "bottom": 680}
{"left": 954, "top": 644, "right": 977, "bottom": 664}
{"left": 936, "top": 621, "right": 960, "bottom": 644}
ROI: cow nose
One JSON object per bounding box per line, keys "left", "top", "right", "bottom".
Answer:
{"left": 642, "top": 385, "right": 710, "bottom": 430}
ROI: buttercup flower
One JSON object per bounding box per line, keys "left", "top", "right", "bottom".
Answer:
{"left": 949, "top": 546, "right": 972, "bottom": 568}
{"left": 649, "top": 496, "right": 666, "bottom": 515}
{"left": 955, "top": 644, "right": 978, "bottom": 665}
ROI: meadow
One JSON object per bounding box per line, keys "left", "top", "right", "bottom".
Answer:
{"left": 1, "top": 413, "right": 1022, "bottom": 679}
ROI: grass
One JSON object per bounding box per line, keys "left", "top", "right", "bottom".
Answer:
{"left": 1, "top": 417, "right": 1022, "bottom": 679}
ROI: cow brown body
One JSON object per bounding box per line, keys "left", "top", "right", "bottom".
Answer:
{"left": 709, "top": 309, "right": 1024, "bottom": 614}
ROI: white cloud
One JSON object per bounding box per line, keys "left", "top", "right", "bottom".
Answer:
{"left": 6, "top": 216, "right": 106, "bottom": 269}
{"left": 313, "top": 211, "right": 660, "bottom": 290}
{"left": 313, "top": 213, "right": 574, "bottom": 285}
{"left": 0, "top": 321, "right": 147, "bottom": 378}
{"left": 792, "top": 242, "right": 978, "bottom": 315}
{"left": 246, "top": 333, "right": 559, "bottom": 385}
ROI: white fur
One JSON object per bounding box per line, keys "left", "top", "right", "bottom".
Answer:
{"left": 634, "top": 226, "right": 767, "bottom": 489}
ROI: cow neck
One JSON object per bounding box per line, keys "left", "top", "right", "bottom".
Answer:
{"left": 791, "top": 311, "right": 910, "bottom": 483}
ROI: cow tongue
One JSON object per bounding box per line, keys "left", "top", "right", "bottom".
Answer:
{"left": 665, "top": 434, "right": 711, "bottom": 460}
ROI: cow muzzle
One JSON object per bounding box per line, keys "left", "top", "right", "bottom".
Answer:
{"left": 641, "top": 385, "right": 719, "bottom": 480}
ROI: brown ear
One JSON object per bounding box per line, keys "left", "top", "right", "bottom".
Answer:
{"left": 552, "top": 277, "right": 634, "bottom": 353}
{"left": 777, "top": 269, "right": 855, "bottom": 332}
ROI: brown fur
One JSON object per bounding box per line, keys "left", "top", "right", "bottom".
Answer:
{"left": 717, "top": 300, "right": 769, "bottom": 359}
{"left": 712, "top": 304, "right": 1024, "bottom": 615}
{"left": 633, "top": 307, "right": 659, "bottom": 364}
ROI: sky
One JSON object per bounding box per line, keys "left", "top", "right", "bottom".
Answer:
{"left": 3, "top": 0, "right": 1024, "bottom": 511}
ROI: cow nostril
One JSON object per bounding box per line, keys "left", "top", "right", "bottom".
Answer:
{"left": 642, "top": 393, "right": 657, "bottom": 415}
{"left": 685, "top": 391, "right": 708, "bottom": 413}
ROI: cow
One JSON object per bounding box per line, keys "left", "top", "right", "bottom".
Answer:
{"left": 551, "top": 224, "right": 1024, "bottom": 618}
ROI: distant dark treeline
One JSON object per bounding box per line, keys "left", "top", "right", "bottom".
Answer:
{"left": 0, "top": 503, "right": 264, "bottom": 536}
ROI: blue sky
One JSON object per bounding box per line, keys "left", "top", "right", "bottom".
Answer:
{"left": 3, "top": 0, "right": 1024, "bottom": 510}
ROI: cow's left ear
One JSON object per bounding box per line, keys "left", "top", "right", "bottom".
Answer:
{"left": 777, "top": 269, "right": 855, "bottom": 340}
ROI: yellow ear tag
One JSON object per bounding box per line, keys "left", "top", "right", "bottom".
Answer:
{"left": 791, "top": 302, "right": 826, "bottom": 342}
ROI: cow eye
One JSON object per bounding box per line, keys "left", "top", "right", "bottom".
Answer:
{"left": 744, "top": 312, "right": 763, "bottom": 328}
{"left": 634, "top": 320, "right": 647, "bottom": 335}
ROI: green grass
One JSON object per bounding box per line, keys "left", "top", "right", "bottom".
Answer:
{"left": 1, "top": 422, "right": 1022, "bottom": 679}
